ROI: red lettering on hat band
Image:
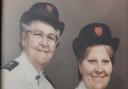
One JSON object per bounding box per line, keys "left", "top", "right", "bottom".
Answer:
{"left": 94, "top": 27, "right": 103, "bottom": 37}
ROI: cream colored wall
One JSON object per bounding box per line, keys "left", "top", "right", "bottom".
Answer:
{"left": 2, "top": 0, "right": 128, "bottom": 89}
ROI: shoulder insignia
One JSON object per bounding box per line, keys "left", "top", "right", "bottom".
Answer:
{"left": 2, "top": 60, "right": 19, "bottom": 71}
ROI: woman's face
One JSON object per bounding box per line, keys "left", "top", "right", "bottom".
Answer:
{"left": 21, "top": 20, "right": 59, "bottom": 71}
{"left": 79, "top": 45, "right": 113, "bottom": 89}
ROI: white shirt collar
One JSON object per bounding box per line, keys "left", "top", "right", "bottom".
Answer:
{"left": 16, "top": 51, "right": 44, "bottom": 82}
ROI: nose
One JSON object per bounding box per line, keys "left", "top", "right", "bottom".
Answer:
{"left": 95, "top": 64, "right": 103, "bottom": 74}
{"left": 40, "top": 36, "right": 48, "bottom": 47}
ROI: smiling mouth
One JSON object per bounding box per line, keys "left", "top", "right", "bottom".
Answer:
{"left": 36, "top": 49, "right": 49, "bottom": 53}
{"left": 90, "top": 75, "right": 106, "bottom": 79}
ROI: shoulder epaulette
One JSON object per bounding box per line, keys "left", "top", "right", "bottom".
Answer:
{"left": 2, "top": 60, "right": 19, "bottom": 71}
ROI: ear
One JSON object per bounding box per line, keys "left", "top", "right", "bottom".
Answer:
{"left": 21, "top": 31, "right": 27, "bottom": 48}
{"left": 56, "top": 30, "right": 61, "bottom": 36}
{"left": 79, "top": 64, "right": 83, "bottom": 75}
{"left": 55, "top": 30, "right": 61, "bottom": 47}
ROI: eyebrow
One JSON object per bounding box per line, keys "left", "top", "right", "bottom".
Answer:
{"left": 28, "top": 29, "right": 57, "bottom": 34}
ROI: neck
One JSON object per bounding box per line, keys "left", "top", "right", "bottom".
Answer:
{"left": 32, "top": 61, "right": 46, "bottom": 73}
{"left": 82, "top": 80, "right": 106, "bottom": 89}
{"left": 25, "top": 51, "right": 46, "bottom": 72}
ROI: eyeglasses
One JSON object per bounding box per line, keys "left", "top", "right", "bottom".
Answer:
{"left": 26, "top": 30, "right": 60, "bottom": 45}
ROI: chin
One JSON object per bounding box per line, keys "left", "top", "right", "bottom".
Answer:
{"left": 91, "top": 83, "right": 107, "bottom": 89}
{"left": 91, "top": 79, "right": 110, "bottom": 89}
{"left": 85, "top": 76, "right": 110, "bottom": 89}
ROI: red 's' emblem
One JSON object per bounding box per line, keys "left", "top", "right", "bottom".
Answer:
{"left": 46, "top": 5, "right": 54, "bottom": 12}
{"left": 94, "top": 27, "right": 103, "bottom": 37}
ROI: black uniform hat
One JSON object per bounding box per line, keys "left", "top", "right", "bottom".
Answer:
{"left": 73, "top": 23, "right": 120, "bottom": 59}
{"left": 20, "top": 2, "right": 64, "bottom": 35}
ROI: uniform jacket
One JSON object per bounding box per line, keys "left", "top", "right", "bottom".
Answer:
{"left": 2, "top": 52, "right": 55, "bottom": 89}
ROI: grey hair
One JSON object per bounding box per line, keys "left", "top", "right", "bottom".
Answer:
{"left": 19, "top": 23, "right": 29, "bottom": 49}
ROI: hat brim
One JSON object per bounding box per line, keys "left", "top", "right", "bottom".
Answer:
{"left": 73, "top": 37, "right": 120, "bottom": 59}
{"left": 20, "top": 11, "right": 65, "bottom": 35}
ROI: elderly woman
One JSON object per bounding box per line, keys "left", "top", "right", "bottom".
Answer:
{"left": 73, "top": 23, "right": 120, "bottom": 89}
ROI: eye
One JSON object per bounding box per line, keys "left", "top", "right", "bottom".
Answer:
{"left": 102, "top": 59, "right": 110, "bottom": 64}
{"left": 88, "top": 59, "right": 97, "bottom": 64}
{"left": 32, "top": 31, "right": 42, "bottom": 37}
{"left": 48, "top": 35, "right": 57, "bottom": 42}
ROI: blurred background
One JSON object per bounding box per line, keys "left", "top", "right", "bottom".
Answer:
{"left": 1, "top": 0, "right": 128, "bottom": 89}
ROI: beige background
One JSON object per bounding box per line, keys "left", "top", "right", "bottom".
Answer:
{"left": 2, "top": 0, "right": 128, "bottom": 89}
